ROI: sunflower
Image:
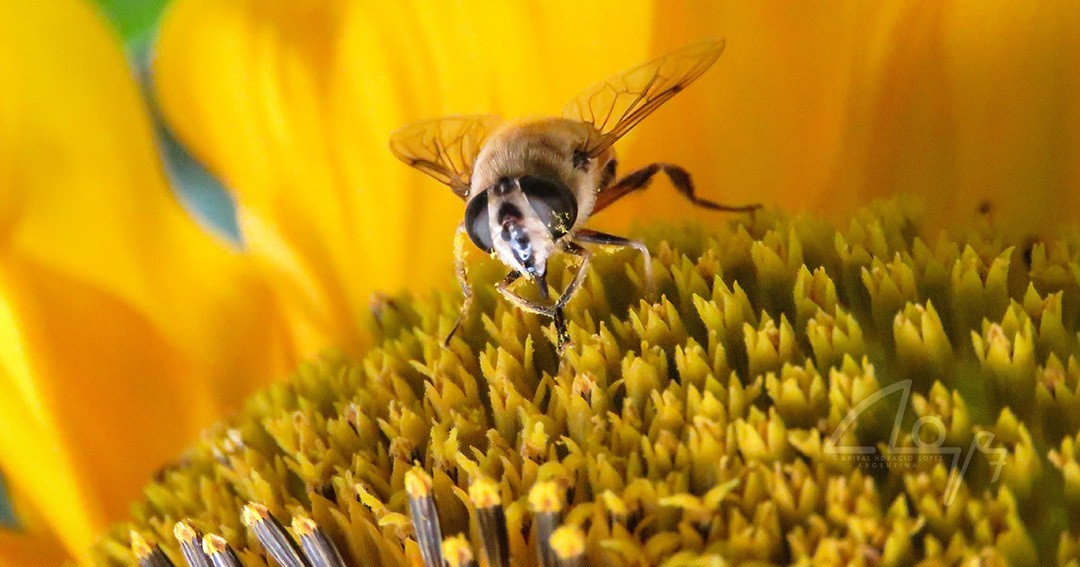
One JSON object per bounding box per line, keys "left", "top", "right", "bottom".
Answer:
{"left": 1, "top": 0, "right": 1079, "bottom": 565}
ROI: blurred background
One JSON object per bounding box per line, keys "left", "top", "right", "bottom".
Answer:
{"left": 46, "top": 0, "right": 1080, "bottom": 249}
{"left": 0, "top": 0, "right": 226, "bottom": 541}
{"left": 2, "top": 0, "right": 1079, "bottom": 563}
{"left": 97, "top": 0, "right": 242, "bottom": 241}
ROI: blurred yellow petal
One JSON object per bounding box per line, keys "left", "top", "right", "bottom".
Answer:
{"left": 0, "top": 528, "right": 64, "bottom": 567}
{"left": 0, "top": 0, "right": 292, "bottom": 561}
{"left": 157, "top": 2, "right": 1080, "bottom": 352}
{"left": 617, "top": 2, "right": 904, "bottom": 223}
{"left": 624, "top": 1, "right": 1080, "bottom": 234}
{"left": 154, "top": 0, "right": 655, "bottom": 358}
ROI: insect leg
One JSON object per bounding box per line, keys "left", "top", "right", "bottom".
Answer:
{"left": 593, "top": 162, "right": 761, "bottom": 214}
{"left": 555, "top": 243, "right": 592, "bottom": 310}
{"left": 574, "top": 229, "right": 656, "bottom": 300}
{"left": 498, "top": 270, "right": 579, "bottom": 350}
{"left": 657, "top": 163, "right": 761, "bottom": 212}
{"left": 544, "top": 243, "right": 593, "bottom": 351}
{"left": 497, "top": 272, "right": 554, "bottom": 317}
{"left": 445, "top": 222, "right": 473, "bottom": 346}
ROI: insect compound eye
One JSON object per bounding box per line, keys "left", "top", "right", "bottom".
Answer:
{"left": 519, "top": 176, "right": 578, "bottom": 240}
{"left": 463, "top": 191, "right": 494, "bottom": 253}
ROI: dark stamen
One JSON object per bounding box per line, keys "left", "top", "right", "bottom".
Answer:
{"left": 241, "top": 503, "right": 310, "bottom": 567}
{"left": 173, "top": 521, "right": 211, "bottom": 567}
{"left": 469, "top": 477, "right": 510, "bottom": 567}
{"left": 529, "top": 481, "right": 566, "bottom": 567}
{"left": 130, "top": 531, "right": 175, "bottom": 567}
{"left": 405, "top": 467, "right": 445, "bottom": 567}
{"left": 292, "top": 514, "right": 348, "bottom": 567}
{"left": 201, "top": 534, "right": 242, "bottom": 567}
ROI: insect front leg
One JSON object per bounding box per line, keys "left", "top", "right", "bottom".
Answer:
{"left": 445, "top": 222, "right": 473, "bottom": 346}
{"left": 496, "top": 271, "right": 554, "bottom": 318}
{"left": 574, "top": 229, "right": 656, "bottom": 301}
{"left": 497, "top": 245, "right": 592, "bottom": 352}
{"left": 555, "top": 243, "right": 592, "bottom": 310}
{"left": 498, "top": 271, "right": 574, "bottom": 350}
{"left": 548, "top": 243, "right": 593, "bottom": 351}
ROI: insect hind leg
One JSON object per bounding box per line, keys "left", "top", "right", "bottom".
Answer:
{"left": 656, "top": 163, "right": 760, "bottom": 212}
{"left": 596, "top": 162, "right": 761, "bottom": 214}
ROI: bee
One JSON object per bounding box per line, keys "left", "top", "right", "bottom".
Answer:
{"left": 390, "top": 39, "right": 759, "bottom": 350}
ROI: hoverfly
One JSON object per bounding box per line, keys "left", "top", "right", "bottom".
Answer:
{"left": 390, "top": 39, "right": 759, "bottom": 350}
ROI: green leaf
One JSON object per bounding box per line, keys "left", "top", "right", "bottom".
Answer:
{"left": 92, "top": 0, "right": 171, "bottom": 50}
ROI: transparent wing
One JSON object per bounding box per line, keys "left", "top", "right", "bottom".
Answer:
{"left": 389, "top": 114, "right": 501, "bottom": 198}
{"left": 563, "top": 39, "right": 725, "bottom": 157}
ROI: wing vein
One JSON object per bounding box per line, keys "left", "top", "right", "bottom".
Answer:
{"left": 388, "top": 114, "right": 501, "bottom": 199}
{"left": 561, "top": 39, "right": 725, "bottom": 157}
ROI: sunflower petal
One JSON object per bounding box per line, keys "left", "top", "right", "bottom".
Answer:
{"left": 0, "top": 0, "right": 291, "bottom": 560}
{"left": 0, "top": 528, "right": 66, "bottom": 567}
{"left": 620, "top": 1, "right": 1080, "bottom": 232}
{"left": 153, "top": 0, "right": 654, "bottom": 357}
{"left": 154, "top": 1, "right": 1080, "bottom": 351}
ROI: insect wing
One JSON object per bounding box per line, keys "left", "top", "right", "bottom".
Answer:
{"left": 389, "top": 114, "right": 501, "bottom": 198}
{"left": 562, "top": 39, "right": 724, "bottom": 157}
